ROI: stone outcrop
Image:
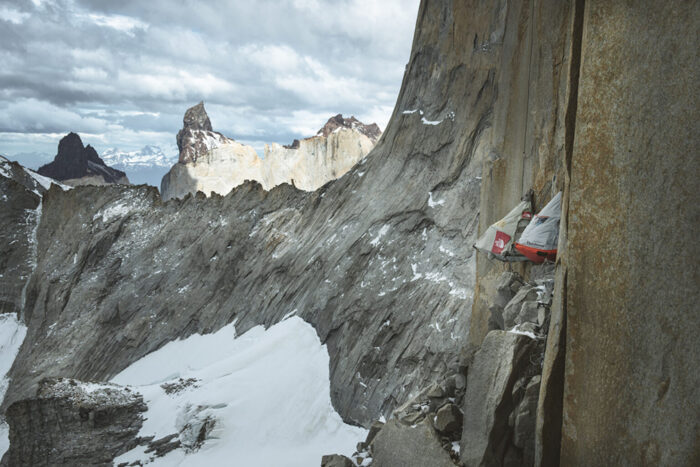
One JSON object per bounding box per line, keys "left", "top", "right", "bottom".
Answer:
{"left": 37, "top": 133, "right": 129, "bottom": 186}
{"left": 370, "top": 419, "right": 456, "bottom": 467}
{"left": 460, "top": 331, "right": 537, "bottom": 467}
{"left": 343, "top": 375, "right": 465, "bottom": 466}
{"left": 160, "top": 107, "right": 380, "bottom": 200}
{"left": 0, "top": 378, "right": 146, "bottom": 466}
{"left": 160, "top": 137, "right": 262, "bottom": 200}
{"left": 321, "top": 454, "right": 355, "bottom": 467}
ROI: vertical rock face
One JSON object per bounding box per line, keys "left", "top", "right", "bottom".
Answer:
{"left": 468, "top": 0, "right": 577, "bottom": 354}
{"left": 463, "top": 0, "right": 698, "bottom": 466}
{"left": 560, "top": 1, "right": 700, "bottom": 465}
{"left": 161, "top": 109, "right": 381, "bottom": 200}
{"left": 37, "top": 133, "right": 129, "bottom": 186}
{"left": 1, "top": 378, "right": 146, "bottom": 466}
{"left": 370, "top": 418, "right": 455, "bottom": 467}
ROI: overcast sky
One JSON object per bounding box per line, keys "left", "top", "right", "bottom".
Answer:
{"left": 0, "top": 0, "right": 419, "bottom": 168}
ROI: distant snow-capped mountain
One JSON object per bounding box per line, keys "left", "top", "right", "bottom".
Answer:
{"left": 102, "top": 146, "right": 175, "bottom": 169}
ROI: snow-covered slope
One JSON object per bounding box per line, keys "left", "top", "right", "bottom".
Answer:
{"left": 112, "top": 316, "right": 366, "bottom": 466}
{"left": 0, "top": 314, "right": 27, "bottom": 457}
{"left": 102, "top": 146, "right": 175, "bottom": 169}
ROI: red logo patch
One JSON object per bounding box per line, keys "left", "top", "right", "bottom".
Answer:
{"left": 492, "top": 231, "right": 511, "bottom": 254}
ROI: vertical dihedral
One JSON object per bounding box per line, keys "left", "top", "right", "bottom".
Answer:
{"left": 468, "top": 0, "right": 575, "bottom": 353}
{"left": 534, "top": 0, "right": 585, "bottom": 465}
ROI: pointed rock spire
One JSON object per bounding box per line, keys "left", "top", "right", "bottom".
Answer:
{"left": 176, "top": 102, "right": 231, "bottom": 164}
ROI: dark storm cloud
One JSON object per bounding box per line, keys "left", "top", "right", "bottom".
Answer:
{"left": 0, "top": 0, "right": 419, "bottom": 161}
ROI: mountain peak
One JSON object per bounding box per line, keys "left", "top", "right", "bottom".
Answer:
{"left": 37, "top": 133, "right": 128, "bottom": 185}
{"left": 316, "top": 114, "right": 381, "bottom": 142}
{"left": 176, "top": 102, "right": 230, "bottom": 164}
{"left": 182, "top": 101, "right": 212, "bottom": 132}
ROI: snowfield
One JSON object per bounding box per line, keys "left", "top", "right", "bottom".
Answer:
{"left": 113, "top": 316, "right": 366, "bottom": 466}
{"left": 0, "top": 314, "right": 28, "bottom": 457}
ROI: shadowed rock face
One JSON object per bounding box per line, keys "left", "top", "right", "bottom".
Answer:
{"left": 37, "top": 133, "right": 129, "bottom": 186}
{"left": 0, "top": 157, "right": 45, "bottom": 315}
{"left": 3, "top": 0, "right": 484, "bottom": 428}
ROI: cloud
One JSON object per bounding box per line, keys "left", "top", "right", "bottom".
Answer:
{"left": 84, "top": 12, "right": 148, "bottom": 36}
{"left": 0, "top": 0, "right": 420, "bottom": 163}
{"left": 0, "top": 98, "right": 111, "bottom": 134}
{"left": 0, "top": 6, "right": 31, "bottom": 24}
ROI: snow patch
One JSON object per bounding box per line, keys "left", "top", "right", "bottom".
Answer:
{"left": 507, "top": 326, "right": 539, "bottom": 339}
{"left": 411, "top": 264, "right": 423, "bottom": 281}
{"left": 0, "top": 314, "right": 28, "bottom": 458}
{"left": 23, "top": 168, "right": 70, "bottom": 191}
{"left": 421, "top": 117, "right": 443, "bottom": 126}
{"left": 370, "top": 224, "right": 390, "bottom": 247}
{"left": 428, "top": 191, "right": 446, "bottom": 207}
{"left": 112, "top": 317, "right": 365, "bottom": 467}
{"left": 20, "top": 199, "right": 41, "bottom": 311}
{"left": 93, "top": 201, "right": 132, "bottom": 223}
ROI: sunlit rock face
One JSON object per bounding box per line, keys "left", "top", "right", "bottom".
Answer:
{"left": 262, "top": 115, "right": 380, "bottom": 191}
{"left": 160, "top": 108, "right": 380, "bottom": 200}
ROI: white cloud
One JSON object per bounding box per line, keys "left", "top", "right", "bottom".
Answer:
{"left": 0, "top": 99, "right": 109, "bottom": 134}
{"left": 0, "top": 7, "right": 30, "bottom": 24}
{"left": 85, "top": 13, "right": 148, "bottom": 36}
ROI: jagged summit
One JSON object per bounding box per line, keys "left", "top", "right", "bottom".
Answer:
{"left": 175, "top": 102, "right": 231, "bottom": 164}
{"left": 315, "top": 114, "right": 382, "bottom": 143}
{"left": 283, "top": 114, "right": 381, "bottom": 149}
{"left": 182, "top": 101, "right": 213, "bottom": 132}
{"left": 37, "top": 133, "right": 128, "bottom": 186}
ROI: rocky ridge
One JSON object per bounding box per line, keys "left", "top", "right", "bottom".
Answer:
{"left": 160, "top": 105, "right": 380, "bottom": 200}
{"left": 37, "top": 133, "right": 129, "bottom": 186}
